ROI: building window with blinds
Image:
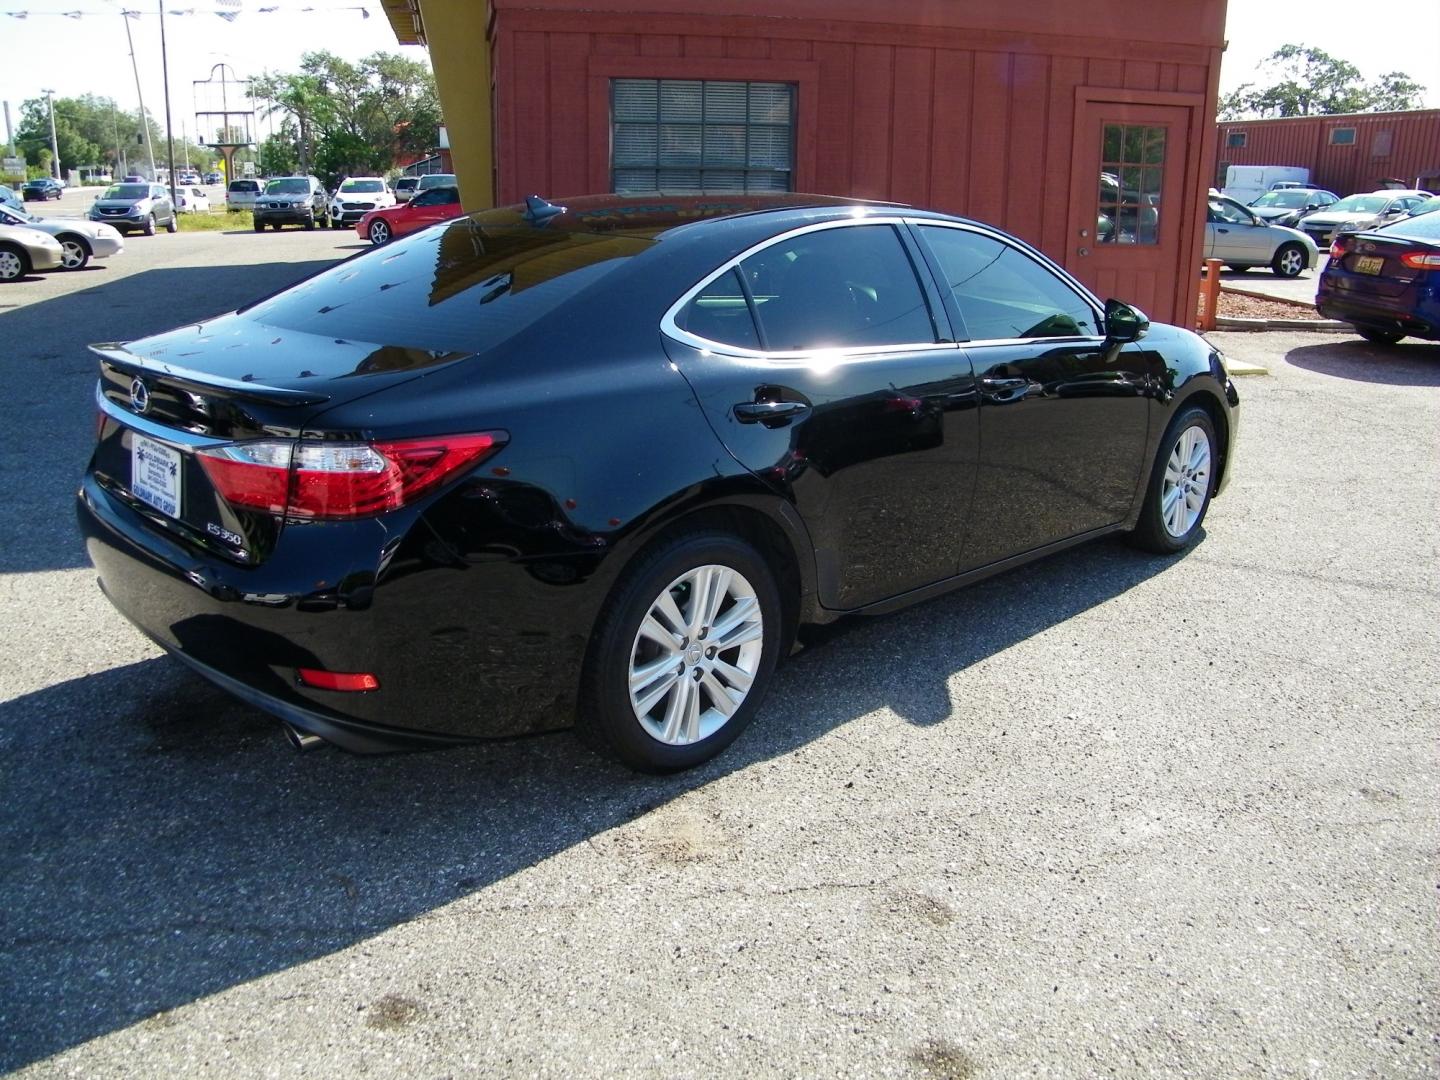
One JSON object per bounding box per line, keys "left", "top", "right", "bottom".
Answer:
{"left": 611, "top": 79, "right": 795, "bottom": 194}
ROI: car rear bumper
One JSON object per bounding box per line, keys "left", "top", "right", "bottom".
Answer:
{"left": 1316, "top": 281, "right": 1440, "bottom": 341}
{"left": 77, "top": 470, "right": 588, "bottom": 749}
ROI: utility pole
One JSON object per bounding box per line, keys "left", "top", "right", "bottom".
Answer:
{"left": 122, "top": 13, "right": 157, "bottom": 179}
{"left": 158, "top": 1, "right": 178, "bottom": 206}
{"left": 110, "top": 98, "right": 123, "bottom": 178}
{"left": 42, "top": 89, "right": 60, "bottom": 179}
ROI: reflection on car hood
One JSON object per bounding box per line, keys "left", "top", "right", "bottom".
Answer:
{"left": 92, "top": 198, "right": 151, "bottom": 209}
{"left": 1301, "top": 211, "right": 1379, "bottom": 225}
{"left": 1251, "top": 207, "right": 1303, "bottom": 220}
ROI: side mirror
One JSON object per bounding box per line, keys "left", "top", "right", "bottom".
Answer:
{"left": 1103, "top": 298, "right": 1149, "bottom": 343}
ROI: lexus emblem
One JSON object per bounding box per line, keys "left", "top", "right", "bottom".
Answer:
{"left": 129, "top": 377, "right": 150, "bottom": 414}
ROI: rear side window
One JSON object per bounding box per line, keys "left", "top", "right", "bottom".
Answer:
{"left": 241, "top": 221, "right": 654, "bottom": 354}
{"left": 678, "top": 269, "right": 761, "bottom": 349}
{"left": 735, "top": 224, "right": 935, "bottom": 351}
{"left": 919, "top": 226, "right": 1098, "bottom": 341}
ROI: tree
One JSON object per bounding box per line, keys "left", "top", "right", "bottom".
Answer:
{"left": 1220, "top": 45, "right": 1428, "bottom": 119}
{"left": 252, "top": 52, "right": 440, "bottom": 180}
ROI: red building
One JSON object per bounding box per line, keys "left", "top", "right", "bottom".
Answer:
{"left": 1216, "top": 109, "right": 1440, "bottom": 197}
{"left": 385, "top": 0, "right": 1228, "bottom": 325}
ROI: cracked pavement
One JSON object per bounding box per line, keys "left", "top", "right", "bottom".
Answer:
{"left": 1, "top": 233, "right": 1437, "bottom": 1079}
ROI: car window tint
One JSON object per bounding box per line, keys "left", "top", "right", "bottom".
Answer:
{"left": 678, "top": 268, "right": 761, "bottom": 349}
{"left": 411, "top": 188, "right": 453, "bottom": 207}
{"left": 1208, "top": 198, "right": 1254, "bottom": 226}
{"left": 919, "top": 226, "right": 1098, "bottom": 341}
{"left": 242, "top": 220, "right": 655, "bottom": 354}
{"left": 737, "top": 224, "right": 935, "bottom": 351}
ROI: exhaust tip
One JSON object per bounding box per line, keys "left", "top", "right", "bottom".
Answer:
{"left": 283, "top": 722, "right": 325, "bottom": 752}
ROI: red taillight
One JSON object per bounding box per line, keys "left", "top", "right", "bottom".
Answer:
{"left": 1400, "top": 251, "right": 1440, "bottom": 270}
{"left": 197, "top": 433, "right": 502, "bottom": 520}
{"left": 297, "top": 668, "right": 380, "bottom": 692}
{"left": 1328, "top": 239, "right": 1348, "bottom": 260}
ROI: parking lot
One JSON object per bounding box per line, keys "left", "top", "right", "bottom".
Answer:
{"left": 1, "top": 229, "right": 1437, "bottom": 1078}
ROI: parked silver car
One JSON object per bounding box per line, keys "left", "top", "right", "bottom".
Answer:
{"left": 0, "top": 203, "right": 124, "bottom": 269}
{"left": 0, "top": 222, "right": 64, "bottom": 281}
{"left": 1206, "top": 194, "right": 1319, "bottom": 277}
{"left": 1296, "top": 190, "right": 1433, "bottom": 247}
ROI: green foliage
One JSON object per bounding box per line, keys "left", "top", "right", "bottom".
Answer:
{"left": 178, "top": 209, "right": 253, "bottom": 232}
{"left": 258, "top": 132, "right": 299, "bottom": 177}
{"left": 14, "top": 94, "right": 175, "bottom": 177}
{"left": 1220, "top": 45, "right": 1428, "bottom": 120}
{"left": 252, "top": 52, "right": 440, "bottom": 182}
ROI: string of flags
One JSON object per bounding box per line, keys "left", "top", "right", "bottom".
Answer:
{"left": 3, "top": 4, "right": 372, "bottom": 18}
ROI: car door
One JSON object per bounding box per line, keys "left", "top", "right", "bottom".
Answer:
{"left": 151, "top": 185, "right": 172, "bottom": 223}
{"left": 1208, "top": 196, "right": 1271, "bottom": 264}
{"left": 910, "top": 221, "right": 1154, "bottom": 569}
{"left": 663, "top": 218, "right": 981, "bottom": 610}
{"left": 400, "top": 188, "right": 460, "bottom": 235}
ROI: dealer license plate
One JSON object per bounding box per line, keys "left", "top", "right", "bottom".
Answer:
{"left": 131, "top": 433, "right": 182, "bottom": 518}
{"left": 1354, "top": 255, "right": 1385, "bottom": 275}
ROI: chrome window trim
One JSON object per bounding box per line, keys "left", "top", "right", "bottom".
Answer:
{"left": 660, "top": 216, "right": 955, "bottom": 361}
{"left": 661, "top": 214, "right": 1108, "bottom": 360}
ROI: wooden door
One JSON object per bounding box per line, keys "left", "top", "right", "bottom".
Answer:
{"left": 1067, "top": 100, "right": 1194, "bottom": 324}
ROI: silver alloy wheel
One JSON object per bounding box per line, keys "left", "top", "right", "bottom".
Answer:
{"left": 1161, "top": 424, "right": 1212, "bottom": 538}
{"left": 370, "top": 220, "right": 390, "bottom": 244}
{"left": 60, "top": 239, "right": 87, "bottom": 269}
{"left": 628, "top": 564, "right": 764, "bottom": 746}
{"left": 0, "top": 250, "right": 22, "bottom": 280}
{"left": 1276, "top": 246, "right": 1304, "bottom": 276}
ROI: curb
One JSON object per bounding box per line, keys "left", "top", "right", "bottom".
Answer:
{"left": 1214, "top": 315, "right": 1350, "bottom": 332}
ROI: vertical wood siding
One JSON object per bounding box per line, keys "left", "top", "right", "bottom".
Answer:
{"left": 489, "top": 7, "right": 1221, "bottom": 323}
{"left": 1215, "top": 110, "right": 1440, "bottom": 195}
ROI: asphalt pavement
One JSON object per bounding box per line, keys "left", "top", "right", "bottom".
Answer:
{"left": 0, "top": 233, "right": 1437, "bottom": 1078}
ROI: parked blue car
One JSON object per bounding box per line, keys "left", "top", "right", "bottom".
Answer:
{"left": 1317, "top": 211, "right": 1440, "bottom": 345}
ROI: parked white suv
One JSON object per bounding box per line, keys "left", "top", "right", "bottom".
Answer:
{"left": 328, "top": 177, "right": 395, "bottom": 228}
{"left": 226, "top": 178, "right": 263, "bottom": 212}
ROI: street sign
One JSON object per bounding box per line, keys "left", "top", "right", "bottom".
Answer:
{"left": 1, "top": 157, "right": 23, "bottom": 172}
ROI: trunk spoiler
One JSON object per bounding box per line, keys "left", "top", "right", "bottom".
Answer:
{"left": 89, "top": 342, "right": 332, "bottom": 406}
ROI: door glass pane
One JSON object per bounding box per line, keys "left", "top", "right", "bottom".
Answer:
{"left": 919, "top": 226, "right": 1098, "bottom": 341}
{"left": 678, "top": 268, "right": 761, "bottom": 349}
{"left": 1099, "top": 123, "right": 1165, "bottom": 246}
{"left": 739, "top": 225, "right": 936, "bottom": 351}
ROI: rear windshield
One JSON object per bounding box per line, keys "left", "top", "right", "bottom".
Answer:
{"left": 265, "top": 179, "right": 311, "bottom": 195}
{"left": 229, "top": 181, "right": 261, "bottom": 192}
{"left": 1379, "top": 212, "right": 1440, "bottom": 240}
{"left": 103, "top": 184, "right": 150, "bottom": 199}
{"left": 241, "top": 219, "right": 654, "bottom": 354}
{"left": 340, "top": 180, "right": 385, "bottom": 193}
{"left": 395, "top": 178, "right": 418, "bottom": 188}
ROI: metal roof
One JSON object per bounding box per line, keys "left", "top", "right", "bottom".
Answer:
{"left": 380, "top": 0, "right": 425, "bottom": 45}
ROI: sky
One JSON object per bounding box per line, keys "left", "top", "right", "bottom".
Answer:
{"left": 1, "top": 0, "right": 1438, "bottom": 151}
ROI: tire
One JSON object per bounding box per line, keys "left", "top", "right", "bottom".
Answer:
{"left": 1128, "top": 406, "right": 1218, "bottom": 555}
{"left": 0, "top": 243, "right": 31, "bottom": 282}
{"left": 57, "top": 235, "right": 90, "bottom": 270}
{"left": 1355, "top": 326, "right": 1405, "bottom": 346}
{"left": 253, "top": 221, "right": 264, "bottom": 233}
{"left": 1271, "top": 242, "right": 1306, "bottom": 278}
{"left": 1225, "top": 265, "right": 1251, "bottom": 273}
{"left": 330, "top": 217, "right": 344, "bottom": 230}
{"left": 143, "top": 214, "right": 156, "bottom": 237}
{"left": 368, "top": 219, "right": 390, "bottom": 245}
{"left": 578, "top": 532, "right": 782, "bottom": 772}
{"left": 303, "top": 217, "right": 315, "bottom": 231}
{"left": 165, "top": 214, "right": 178, "bottom": 233}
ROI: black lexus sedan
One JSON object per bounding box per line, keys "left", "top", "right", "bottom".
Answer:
{"left": 78, "top": 194, "right": 1239, "bottom": 771}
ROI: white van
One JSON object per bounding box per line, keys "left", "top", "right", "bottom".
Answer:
{"left": 1222, "top": 166, "right": 1310, "bottom": 206}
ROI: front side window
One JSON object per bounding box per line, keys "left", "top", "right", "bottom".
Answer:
{"left": 612, "top": 79, "right": 794, "bottom": 195}
{"left": 1208, "top": 197, "right": 1257, "bottom": 226}
{"left": 919, "top": 226, "right": 1098, "bottom": 342}
{"left": 731, "top": 225, "right": 935, "bottom": 352}
{"left": 410, "top": 187, "right": 460, "bottom": 207}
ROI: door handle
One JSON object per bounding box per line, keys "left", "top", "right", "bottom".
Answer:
{"left": 978, "top": 376, "right": 1031, "bottom": 403}
{"left": 733, "top": 400, "right": 809, "bottom": 426}
{"left": 1217, "top": 228, "right": 1229, "bottom": 234}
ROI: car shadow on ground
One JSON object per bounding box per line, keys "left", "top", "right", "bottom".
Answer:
{"left": 0, "top": 259, "right": 343, "bottom": 575}
{"left": 0, "top": 533, "right": 1186, "bottom": 1070}
{"left": 1285, "top": 339, "right": 1440, "bottom": 385}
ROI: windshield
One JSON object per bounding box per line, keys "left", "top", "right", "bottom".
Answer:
{"left": 266, "top": 179, "right": 311, "bottom": 195}
{"left": 103, "top": 184, "right": 150, "bottom": 200}
{"left": 1250, "top": 190, "right": 1313, "bottom": 209}
{"left": 340, "top": 180, "right": 385, "bottom": 193}
{"left": 1330, "top": 195, "right": 1389, "bottom": 213}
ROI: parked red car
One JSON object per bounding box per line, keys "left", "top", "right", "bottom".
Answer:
{"left": 355, "top": 185, "right": 464, "bottom": 245}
